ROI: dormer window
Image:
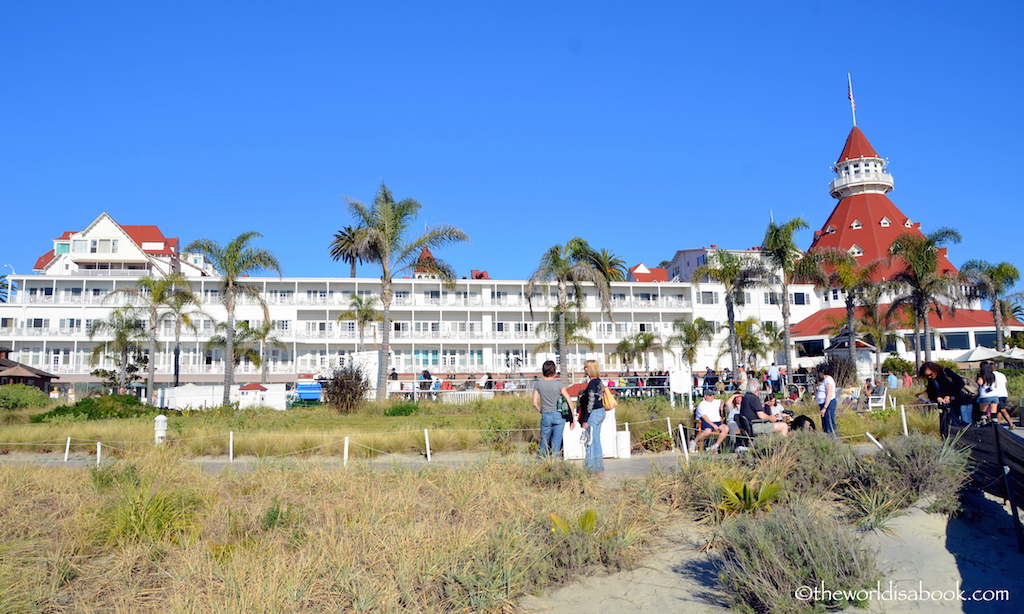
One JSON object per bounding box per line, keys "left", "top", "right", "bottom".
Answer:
{"left": 850, "top": 220, "right": 863, "bottom": 229}
{"left": 880, "top": 217, "right": 891, "bottom": 228}
{"left": 849, "top": 245, "right": 864, "bottom": 257}
{"left": 825, "top": 225, "right": 836, "bottom": 235}
{"left": 904, "top": 218, "right": 913, "bottom": 228}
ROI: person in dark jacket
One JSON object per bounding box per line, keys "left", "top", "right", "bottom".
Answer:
{"left": 918, "top": 361, "right": 974, "bottom": 423}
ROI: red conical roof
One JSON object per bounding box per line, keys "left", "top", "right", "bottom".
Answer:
{"left": 836, "top": 126, "right": 879, "bottom": 163}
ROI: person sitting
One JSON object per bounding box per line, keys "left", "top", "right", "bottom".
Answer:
{"left": 690, "top": 391, "right": 729, "bottom": 453}
{"left": 738, "top": 391, "right": 789, "bottom": 437}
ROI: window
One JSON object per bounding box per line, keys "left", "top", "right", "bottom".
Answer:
{"left": 764, "top": 292, "right": 780, "bottom": 305}
{"left": 28, "top": 318, "right": 50, "bottom": 328}
{"left": 59, "top": 318, "right": 82, "bottom": 329}
{"left": 736, "top": 292, "right": 751, "bottom": 305}
{"left": 825, "top": 225, "right": 836, "bottom": 235}
{"left": 790, "top": 292, "right": 808, "bottom": 306}
{"left": 942, "top": 333, "right": 970, "bottom": 351}
{"left": 55, "top": 243, "right": 69, "bottom": 254}
{"left": 273, "top": 320, "right": 291, "bottom": 331}
{"left": 0, "top": 318, "right": 14, "bottom": 328}
{"left": 797, "top": 340, "right": 825, "bottom": 357}
{"left": 880, "top": 217, "right": 891, "bottom": 228}
{"left": 904, "top": 219, "right": 913, "bottom": 228}
{"left": 831, "top": 289, "right": 841, "bottom": 301}
{"left": 72, "top": 240, "right": 87, "bottom": 253}
{"left": 850, "top": 220, "right": 862, "bottom": 229}
{"left": 89, "top": 240, "right": 98, "bottom": 253}
{"left": 696, "top": 291, "right": 719, "bottom": 305}
{"left": 849, "top": 245, "right": 864, "bottom": 257}
{"left": 974, "top": 332, "right": 997, "bottom": 348}
{"left": 638, "top": 323, "right": 654, "bottom": 332}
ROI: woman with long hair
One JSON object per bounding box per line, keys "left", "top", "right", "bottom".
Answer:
{"left": 977, "top": 361, "right": 998, "bottom": 422}
{"left": 532, "top": 360, "right": 576, "bottom": 457}
{"left": 578, "top": 360, "right": 606, "bottom": 474}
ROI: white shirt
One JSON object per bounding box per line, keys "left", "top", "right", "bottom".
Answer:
{"left": 696, "top": 399, "right": 724, "bottom": 423}
{"left": 768, "top": 365, "right": 780, "bottom": 380}
{"left": 993, "top": 370, "right": 1008, "bottom": 398}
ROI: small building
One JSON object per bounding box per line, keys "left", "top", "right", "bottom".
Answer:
{"left": 0, "top": 347, "right": 59, "bottom": 390}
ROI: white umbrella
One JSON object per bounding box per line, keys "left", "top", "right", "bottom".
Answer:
{"left": 949, "top": 346, "right": 1009, "bottom": 363}
{"left": 999, "top": 346, "right": 1024, "bottom": 361}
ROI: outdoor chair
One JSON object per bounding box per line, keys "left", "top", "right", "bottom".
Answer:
{"left": 863, "top": 389, "right": 888, "bottom": 412}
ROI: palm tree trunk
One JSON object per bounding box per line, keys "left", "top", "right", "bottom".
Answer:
{"left": 358, "top": 326, "right": 365, "bottom": 352}
{"left": 993, "top": 301, "right": 1005, "bottom": 351}
{"left": 912, "top": 315, "right": 922, "bottom": 372}
{"left": 173, "top": 321, "right": 182, "bottom": 388}
{"left": 260, "top": 339, "right": 268, "bottom": 384}
{"left": 223, "top": 292, "right": 235, "bottom": 406}
{"left": 557, "top": 292, "right": 568, "bottom": 388}
{"left": 846, "top": 297, "right": 857, "bottom": 367}
{"left": 350, "top": 260, "right": 357, "bottom": 278}
{"left": 922, "top": 305, "right": 933, "bottom": 363}
{"left": 147, "top": 309, "right": 157, "bottom": 405}
{"left": 780, "top": 279, "right": 793, "bottom": 370}
{"left": 376, "top": 280, "right": 392, "bottom": 401}
{"left": 726, "top": 298, "right": 739, "bottom": 370}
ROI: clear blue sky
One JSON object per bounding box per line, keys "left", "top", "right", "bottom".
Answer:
{"left": 2, "top": 1, "right": 1021, "bottom": 288}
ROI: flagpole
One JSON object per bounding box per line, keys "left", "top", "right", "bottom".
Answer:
{"left": 847, "top": 72, "right": 857, "bottom": 127}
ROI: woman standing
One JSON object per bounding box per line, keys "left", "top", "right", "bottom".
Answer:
{"left": 578, "top": 360, "right": 606, "bottom": 475}
{"left": 532, "top": 360, "right": 576, "bottom": 458}
{"left": 816, "top": 364, "right": 837, "bottom": 437}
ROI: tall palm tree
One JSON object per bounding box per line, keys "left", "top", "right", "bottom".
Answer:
{"left": 337, "top": 294, "right": 382, "bottom": 352}
{"left": 526, "top": 237, "right": 611, "bottom": 387}
{"left": 207, "top": 321, "right": 286, "bottom": 384}
{"left": 87, "top": 306, "right": 149, "bottom": 392}
{"left": 667, "top": 317, "right": 715, "bottom": 369}
{"left": 819, "top": 250, "right": 883, "bottom": 366}
{"left": 105, "top": 273, "right": 195, "bottom": 403}
{"left": 329, "top": 225, "right": 371, "bottom": 278}
{"left": 691, "top": 250, "right": 768, "bottom": 371}
{"left": 159, "top": 291, "right": 205, "bottom": 388}
{"left": 614, "top": 337, "right": 638, "bottom": 372}
{"left": 762, "top": 217, "right": 828, "bottom": 370}
{"left": 889, "top": 228, "right": 963, "bottom": 367}
{"left": 961, "top": 259, "right": 1020, "bottom": 350}
{"left": 344, "top": 183, "right": 469, "bottom": 400}
{"left": 631, "top": 331, "right": 661, "bottom": 371}
{"left": 183, "top": 232, "right": 282, "bottom": 405}
{"left": 592, "top": 248, "right": 628, "bottom": 282}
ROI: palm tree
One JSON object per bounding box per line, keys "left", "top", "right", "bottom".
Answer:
{"left": 666, "top": 317, "right": 715, "bottom": 369}
{"left": 207, "top": 321, "right": 286, "bottom": 384}
{"left": 614, "top": 337, "right": 637, "bottom": 372}
{"left": 159, "top": 291, "right": 205, "bottom": 388}
{"left": 889, "top": 228, "right": 963, "bottom": 367}
{"left": 105, "top": 273, "right": 194, "bottom": 403}
{"left": 819, "top": 250, "right": 883, "bottom": 366}
{"left": 859, "top": 284, "right": 907, "bottom": 378}
{"left": 0, "top": 275, "right": 8, "bottom": 303}
{"left": 592, "top": 248, "right": 628, "bottom": 282}
{"left": 344, "top": 183, "right": 469, "bottom": 400}
{"left": 87, "top": 306, "right": 149, "bottom": 392}
{"left": 183, "top": 232, "right": 282, "bottom": 405}
{"left": 762, "top": 217, "right": 827, "bottom": 370}
{"left": 329, "top": 225, "right": 371, "bottom": 278}
{"left": 961, "top": 259, "right": 1020, "bottom": 350}
{"left": 535, "top": 304, "right": 595, "bottom": 353}
{"left": 337, "top": 294, "right": 382, "bottom": 352}
{"left": 631, "top": 331, "right": 661, "bottom": 371}
{"left": 526, "top": 237, "right": 611, "bottom": 387}
{"left": 691, "top": 250, "right": 768, "bottom": 371}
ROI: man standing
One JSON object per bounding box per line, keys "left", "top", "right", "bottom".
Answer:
{"left": 767, "top": 363, "right": 781, "bottom": 394}
{"left": 886, "top": 371, "right": 898, "bottom": 390}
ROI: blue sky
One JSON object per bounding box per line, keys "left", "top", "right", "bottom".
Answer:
{"left": 2, "top": 1, "right": 1021, "bottom": 287}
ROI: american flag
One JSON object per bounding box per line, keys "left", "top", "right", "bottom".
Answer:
{"left": 848, "top": 83, "right": 856, "bottom": 110}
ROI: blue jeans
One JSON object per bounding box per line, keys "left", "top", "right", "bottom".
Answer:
{"left": 959, "top": 404, "right": 974, "bottom": 424}
{"left": 585, "top": 408, "right": 606, "bottom": 473}
{"left": 539, "top": 412, "right": 565, "bottom": 458}
{"left": 821, "top": 399, "right": 837, "bottom": 437}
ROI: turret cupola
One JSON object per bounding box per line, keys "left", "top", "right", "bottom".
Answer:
{"left": 828, "top": 126, "right": 894, "bottom": 199}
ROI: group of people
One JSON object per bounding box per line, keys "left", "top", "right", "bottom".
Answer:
{"left": 699, "top": 364, "right": 787, "bottom": 396}
{"left": 532, "top": 360, "right": 608, "bottom": 474}
{"left": 918, "top": 360, "right": 1015, "bottom": 428}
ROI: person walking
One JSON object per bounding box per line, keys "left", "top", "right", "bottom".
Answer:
{"left": 816, "top": 364, "right": 837, "bottom": 437}
{"left": 577, "top": 359, "right": 606, "bottom": 475}
{"left": 532, "top": 360, "right": 576, "bottom": 458}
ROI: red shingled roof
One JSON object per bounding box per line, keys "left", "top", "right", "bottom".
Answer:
{"left": 239, "top": 383, "right": 268, "bottom": 391}
{"left": 629, "top": 265, "right": 668, "bottom": 282}
{"left": 791, "top": 306, "right": 1020, "bottom": 338}
{"left": 33, "top": 250, "right": 56, "bottom": 271}
{"left": 836, "top": 126, "right": 879, "bottom": 163}
{"left": 121, "top": 225, "right": 178, "bottom": 255}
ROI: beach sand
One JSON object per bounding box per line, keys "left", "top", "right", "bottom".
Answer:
{"left": 520, "top": 490, "right": 1023, "bottom": 613}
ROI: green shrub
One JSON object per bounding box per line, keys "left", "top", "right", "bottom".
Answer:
{"left": 717, "top": 503, "right": 878, "bottom": 613}
{"left": 636, "top": 427, "right": 673, "bottom": 452}
{"left": 881, "top": 355, "right": 915, "bottom": 377}
{"left": 321, "top": 366, "right": 372, "bottom": 413}
{"left": 876, "top": 433, "right": 970, "bottom": 515}
{"left": 384, "top": 402, "right": 418, "bottom": 417}
{"left": 32, "top": 394, "right": 151, "bottom": 422}
{"left": 0, "top": 384, "right": 49, "bottom": 410}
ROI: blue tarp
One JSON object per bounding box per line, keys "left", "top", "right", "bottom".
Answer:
{"left": 296, "top": 383, "right": 322, "bottom": 400}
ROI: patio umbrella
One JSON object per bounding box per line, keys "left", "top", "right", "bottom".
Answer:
{"left": 998, "top": 346, "right": 1024, "bottom": 361}
{"left": 949, "top": 346, "right": 1008, "bottom": 363}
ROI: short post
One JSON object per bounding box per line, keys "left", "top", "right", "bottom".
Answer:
{"left": 64, "top": 437, "right": 71, "bottom": 462}
{"left": 900, "top": 404, "right": 909, "bottom": 437}
{"left": 154, "top": 415, "right": 168, "bottom": 445}
{"left": 343, "top": 436, "right": 349, "bottom": 467}
{"left": 96, "top": 442, "right": 101, "bottom": 466}
{"left": 679, "top": 424, "right": 689, "bottom": 464}
{"left": 666, "top": 417, "right": 674, "bottom": 450}
{"left": 229, "top": 431, "right": 234, "bottom": 463}
{"left": 865, "top": 432, "right": 884, "bottom": 452}
{"left": 424, "top": 428, "right": 431, "bottom": 462}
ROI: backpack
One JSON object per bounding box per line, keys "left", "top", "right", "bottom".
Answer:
{"left": 959, "top": 375, "right": 979, "bottom": 401}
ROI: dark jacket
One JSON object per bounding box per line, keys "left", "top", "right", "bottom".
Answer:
{"left": 577, "top": 378, "right": 604, "bottom": 424}
{"left": 926, "top": 367, "right": 969, "bottom": 406}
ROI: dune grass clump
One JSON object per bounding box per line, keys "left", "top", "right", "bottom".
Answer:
{"left": 717, "top": 502, "right": 878, "bottom": 614}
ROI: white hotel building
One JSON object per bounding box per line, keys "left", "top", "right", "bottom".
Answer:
{"left": 2, "top": 126, "right": 1015, "bottom": 389}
